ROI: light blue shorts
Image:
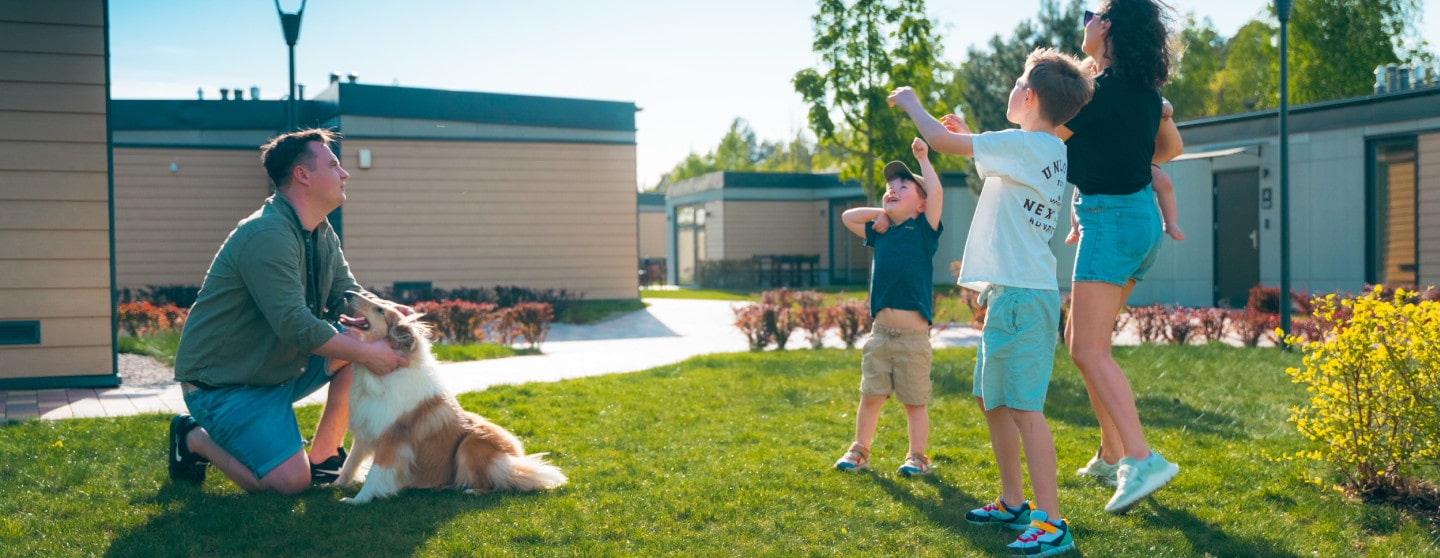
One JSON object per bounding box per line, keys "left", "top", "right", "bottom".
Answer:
{"left": 183, "top": 355, "right": 333, "bottom": 479}
{"left": 973, "top": 286, "right": 1060, "bottom": 412}
{"left": 1072, "top": 184, "right": 1164, "bottom": 286}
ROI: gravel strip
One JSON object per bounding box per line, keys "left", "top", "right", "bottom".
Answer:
{"left": 118, "top": 353, "right": 176, "bottom": 387}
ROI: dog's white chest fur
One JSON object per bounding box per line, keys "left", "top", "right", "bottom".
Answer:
{"left": 349, "top": 351, "right": 446, "bottom": 440}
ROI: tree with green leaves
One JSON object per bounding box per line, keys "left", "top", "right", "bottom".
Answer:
{"left": 960, "top": 0, "right": 1085, "bottom": 134}
{"left": 1210, "top": 19, "right": 1279, "bottom": 115}
{"left": 1287, "top": 0, "right": 1419, "bottom": 103}
{"left": 793, "top": 0, "right": 959, "bottom": 201}
{"left": 1200, "top": 0, "right": 1432, "bottom": 118}
{"left": 1163, "top": 14, "right": 1225, "bottom": 121}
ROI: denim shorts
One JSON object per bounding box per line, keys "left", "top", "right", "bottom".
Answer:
{"left": 1072, "top": 184, "right": 1164, "bottom": 286}
{"left": 973, "top": 286, "right": 1060, "bottom": 412}
{"left": 861, "top": 324, "right": 933, "bottom": 405}
{"left": 183, "top": 355, "right": 333, "bottom": 479}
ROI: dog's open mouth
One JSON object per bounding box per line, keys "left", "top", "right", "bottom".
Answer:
{"left": 339, "top": 315, "right": 371, "bottom": 331}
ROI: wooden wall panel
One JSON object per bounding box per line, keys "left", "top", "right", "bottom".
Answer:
{"left": 0, "top": 0, "right": 114, "bottom": 383}
{"left": 111, "top": 147, "right": 272, "bottom": 289}
{"left": 342, "top": 140, "right": 639, "bottom": 299}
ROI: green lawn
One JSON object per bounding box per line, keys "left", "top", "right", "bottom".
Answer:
{"left": 3, "top": 345, "right": 1435, "bottom": 556}
{"left": 643, "top": 286, "right": 975, "bottom": 325}
{"left": 115, "top": 332, "right": 182, "bottom": 366}
{"left": 431, "top": 343, "right": 538, "bottom": 362}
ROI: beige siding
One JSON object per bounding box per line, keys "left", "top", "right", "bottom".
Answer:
{"left": 1382, "top": 160, "right": 1418, "bottom": 286}
{"left": 720, "top": 201, "right": 826, "bottom": 259}
{"left": 1420, "top": 133, "right": 1440, "bottom": 288}
{"left": 0, "top": 0, "right": 112, "bottom": 382}
{"left": 341, "top": 140, "right": 639, "bottom": 300}
{"left": 637, "top": 211, "right": 667, "bottom": 259}
{"left": 112, "top": 148, "right": 273, "bottom": 288}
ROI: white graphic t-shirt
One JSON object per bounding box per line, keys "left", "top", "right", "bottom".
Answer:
{"left": 959, "top": 129, "right": 1068, "bottom": 292}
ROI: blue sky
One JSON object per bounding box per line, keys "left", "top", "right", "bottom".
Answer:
{"left": 109, "top": 0, "right": 1439, "bottom": 189}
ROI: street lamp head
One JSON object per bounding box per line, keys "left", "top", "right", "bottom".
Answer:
{"left": 1275, "top": 0, "right": 1293, "bottom": 23}
{"left": 274, "top": 0, "right": 306, "bottom": 46}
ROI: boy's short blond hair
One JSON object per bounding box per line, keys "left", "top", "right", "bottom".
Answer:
{"left": 1023, "top": 48, "right": 1094, "bottom": 126}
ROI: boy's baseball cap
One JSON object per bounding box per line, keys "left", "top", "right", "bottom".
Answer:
{"left": 883, "top": 161, "right": 926, "bottom": 193}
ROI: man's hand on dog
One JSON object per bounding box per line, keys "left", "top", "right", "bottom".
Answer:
{"left": 358, "top": 340, "right": 409, "bottom": 375}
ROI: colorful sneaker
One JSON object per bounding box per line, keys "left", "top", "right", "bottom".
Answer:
{"left": 1006, "top": 510, "right": 1075, "bottom": 556}
{"left": 1075, "top": 452, "right": 1119, "bottom": 487}
{"left": 897, "top": 453, "right": 931, "bottom": 477}
{"left": 833, "top": 442, "right": 870, "bottom": 472}
{"left": 168, "top": 414, "right": 208, "bottom": 484}
{"left": 1105, "top": 450, "right": 1180, "bottom": 514}
{"left": 965, "top": 498, "right": 1033, "bottom": 530}
{"left": 310, "top": 447, "right": 349, "bottom": 485}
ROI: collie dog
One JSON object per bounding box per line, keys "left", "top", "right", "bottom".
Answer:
{"left": 331, "top": 291, "right": 567, "bottom": 504}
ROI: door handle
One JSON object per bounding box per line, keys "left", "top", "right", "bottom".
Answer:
{"left": 1250, "top": 230, "right": 1258, "bottom": 250}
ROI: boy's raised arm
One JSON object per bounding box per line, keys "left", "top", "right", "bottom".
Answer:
{"left": 888, "top": 87, "right": 973, "bottom": 156}
{"left": 841, "top": 207, "right": 885, "bottom": 239}
{"left": 912, "top": 138, "right": 943, "bottom": 230}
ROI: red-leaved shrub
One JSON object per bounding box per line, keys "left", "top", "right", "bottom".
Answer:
{"left": 413, "top": 300, "right": 497, "bottom": 344}
{"left": 117, "top": 301, "right": 186, "bottom": 336}
{"left": 793, "top": 291, "right": 831, "bottom": 349}
{"left": 829, "top": 298, "right": 871, "bottom": 349}
{"left": 506, "top": 302, "right": 554, "bottom": 350}
{"left": 734, "top": 304, "right": 770, "bottom": 352}
{"left": 1229, "top": 308, "right": 1279, "bottom": 347}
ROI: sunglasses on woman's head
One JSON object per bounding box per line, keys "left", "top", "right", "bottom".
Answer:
{"left": 1084, "top": 10, "right": 1103, "bottom": 25}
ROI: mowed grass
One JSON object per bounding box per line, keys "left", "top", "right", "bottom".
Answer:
{"left": 643, "top": 286, "right": 974, "bottom": 324}
{"left": 3, "top": 345, "right": 1437, "bottom": 556}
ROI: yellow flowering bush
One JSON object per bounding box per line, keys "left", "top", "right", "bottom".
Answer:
{"left": 1284, "top": 286, "right": 1440, "bottom": 496}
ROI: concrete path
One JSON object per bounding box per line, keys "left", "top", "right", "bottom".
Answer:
{"left": 0, "top": 299, "right": 987, "bottom": 422}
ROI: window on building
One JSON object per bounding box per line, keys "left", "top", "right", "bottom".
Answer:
{"left": 676, "top": 205, "right": 706, "bottom": 285}
{"left": 1368, "top": 137, "right": 1419, "bottom": 287}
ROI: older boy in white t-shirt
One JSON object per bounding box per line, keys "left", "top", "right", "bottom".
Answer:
{"left": 889, "top": 47, "right": 1093, "bottom": 557}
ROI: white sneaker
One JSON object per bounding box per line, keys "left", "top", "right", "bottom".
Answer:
{"left": 1075, "top": 453, "right": 1119, "bottom": 487}
{"left": 1105, "top": 451, "right": 1179, "bottom": 514}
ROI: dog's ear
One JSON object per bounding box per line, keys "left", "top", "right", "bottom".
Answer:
{"left": 387, "top": 321, "right": 419, "bottom": 354}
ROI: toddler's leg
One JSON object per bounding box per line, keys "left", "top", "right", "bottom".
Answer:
{"left": 903, "top": 403, "right": 929, "bottom": 457}
{"left": 1152, "top": 165, "right": 1184, "bottom": 240}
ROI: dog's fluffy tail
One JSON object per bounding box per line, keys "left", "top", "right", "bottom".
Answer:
{"left": 487, "top": 452, "right": 567, "bottom": 492}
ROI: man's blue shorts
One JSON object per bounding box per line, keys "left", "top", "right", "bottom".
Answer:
{"left": 1072, "top": 184, "right": 1164, "bottom": 286}
{"left": 183, "top": 355, "right": 333, "bottom": 479}
{"left": 973, "top": 286, "right": 1060, "bottom": 412}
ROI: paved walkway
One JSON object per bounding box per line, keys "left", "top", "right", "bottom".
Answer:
{"left": 0, "top": 299, "right": 986, "bottom": 422}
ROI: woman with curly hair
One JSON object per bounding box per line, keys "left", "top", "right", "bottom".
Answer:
{"left": 1056, "top": 0, "right": 1184, "bottom": 515}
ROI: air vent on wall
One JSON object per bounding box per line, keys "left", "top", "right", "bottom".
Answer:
{"left": 0, "top": 321, "right": 41, "bottom": 345}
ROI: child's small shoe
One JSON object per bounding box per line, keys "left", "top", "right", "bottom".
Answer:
{"left": 1005, "top": 510, "right": 1075, "bottom": 556}
{"left": 965, "top": 498, "right": 1032, "bottom": 530}
{"left": 833, "top": 442, "right": 870, "bottom": 472}
{"left": 896, "top": 453, "right": 930, "bottom": 477}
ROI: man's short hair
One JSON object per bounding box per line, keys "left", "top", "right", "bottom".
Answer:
{"left": 1024, "top": 48, "right": 1095, "bottom": 126}
{"left": 259, "top": 128, "right": 340, "bottom": 190}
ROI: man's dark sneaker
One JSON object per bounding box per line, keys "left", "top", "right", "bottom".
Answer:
{"left": 168, "top": 414, "right": 208, "bottom": 483}
{"left": 310, "top": 446, "right": 348, "bottom": 485}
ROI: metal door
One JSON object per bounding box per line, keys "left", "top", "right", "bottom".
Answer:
{"left": 1213, "top": 170, "right": 1260, "bottom": 308}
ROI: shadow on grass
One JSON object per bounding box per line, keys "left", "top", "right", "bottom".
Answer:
{"left": 105, "top": 481, "right": 502, "bottom": 556}
{"left": 1040, "top": 373, "right": 1248, "bottom": 440}
{"left": 871, "top": 475, "right": 1062, "bottom": 557}
{"left": 1139, "top": 499, "right": 1304, "bottom": 558}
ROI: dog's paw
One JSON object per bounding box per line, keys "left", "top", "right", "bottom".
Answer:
{"left": 340, "top": 496, "right": 370, "bottom": 505}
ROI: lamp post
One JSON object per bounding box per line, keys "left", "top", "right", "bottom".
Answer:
{"left": 1277, "top": 0, "right": 1292, "bottom": 338}
{"left": 275, "top": 0, "right": 306, "bottom": 131}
